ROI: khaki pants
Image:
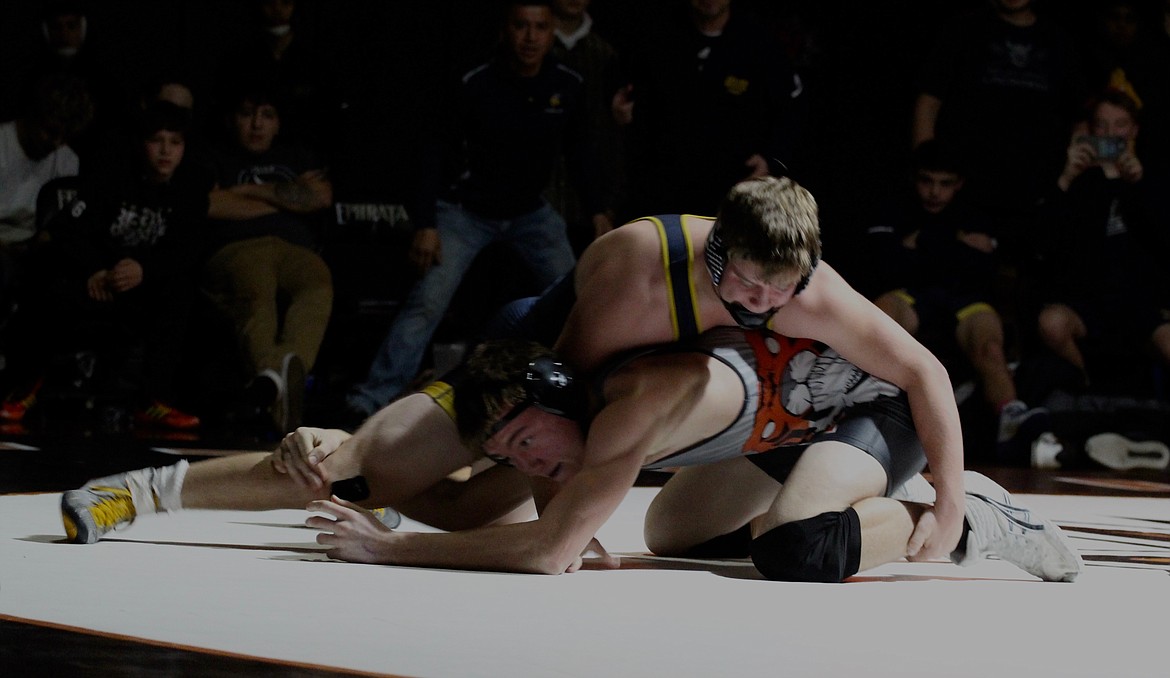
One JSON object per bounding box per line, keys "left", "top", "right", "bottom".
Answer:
{"left": 202, "top": 236, "right": 332, "bottom": 376}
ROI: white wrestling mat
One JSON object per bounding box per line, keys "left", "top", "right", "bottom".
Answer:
{"left": 1, "top": 488, "right": 1167, "bottom": 678}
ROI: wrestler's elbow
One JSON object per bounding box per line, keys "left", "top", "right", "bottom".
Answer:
{"left": 904, "top": 340, "right": 950, "bottom": 385}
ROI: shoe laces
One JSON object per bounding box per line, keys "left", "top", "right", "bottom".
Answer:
{"left": 970, "top": 491, "right": 1045, "bottom": 536}
{"left": 87, "top": 486, "right": 137, "bottom": 529}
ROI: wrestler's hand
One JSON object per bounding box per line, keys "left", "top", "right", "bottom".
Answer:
{"left": 272, "top": 427, "right": 351, "bottom": 490}
{"left": 307, "top": 496, "right": 394, "bottom": 564}
{"left": 905, "top": 496, "right": 964, "bottom": 562}
{"left": 565, "top": 537, "right": 621, "bottom": 573}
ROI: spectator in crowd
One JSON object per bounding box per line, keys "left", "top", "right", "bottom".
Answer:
{"left": 342, "top": 0, "right": 608, "bottom": 424}
{"left": 0, "top": 71, "right": 93, "bottom": 336}
{"left": 0, "top": 101, "right": 208, "bottom": 430}
{"left": 0, "top": 72, "right": 91, "bottom": 247}
{"left": 92, "top": 69, "right": 209, "bottom": 181}
{"left": 912, "top": 0, "right": 1086, "bottom": 259}
{"left": 214, "top": 0, "right": 343, "bottom": 163}
{"left": 865, "top": 141, "right": 1048, "bottom": 460}
{"left": 1033, "top": 84, "right": 1170, "bottom": 391}
{"left": 547, "top": 0, "right": 623, "bottom": 252}
{"left": 1079, "top": 0, "right": 1170, "bottom": 174}
{"left": 17, "top": 0, "right": 128, "bottom": 170}
{"left": 613, "top": 0, "right": 806, "bottom": 218}
{"left": 203, "top": 81, "right": 334, "bottom": 434}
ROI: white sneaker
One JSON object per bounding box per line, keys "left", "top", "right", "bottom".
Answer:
{"left": 277, "top": 352, "right": 305, "bottom": 433}
{"left": 952, "top": 471, "right": 1082, "bottom": 582}
{"left": 997, "top": 400, "right": 1049, "bottom": 444}
{"left": 1031, "top": 432, "right": 1063, "bottom": 470}
{"left": 1085, "top": 433, "right": 1170, "bottom": 470}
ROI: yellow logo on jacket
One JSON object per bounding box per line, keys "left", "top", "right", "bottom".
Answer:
{"left": 724, "top": 75, "right": 749, "bottom": 95}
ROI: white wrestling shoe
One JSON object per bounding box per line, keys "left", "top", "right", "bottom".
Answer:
{"left": 952, "top": 471, "right": 1082, "bottom": 582}
{"left": 888, "top": 473, "right": 936, "bottom": 504}
{"left": 1031, "top": 432, "right": 1064, "bottom": 470}
{"left": 1085, "top": 433, "right": 1170, "bottom": 471}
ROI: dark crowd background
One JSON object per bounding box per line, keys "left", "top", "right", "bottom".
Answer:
{"left": 2, "top": 0, "right": 1169, "bottom": 466}
{"left": 0, "top": 0, "right": 1045, "bottom": 243}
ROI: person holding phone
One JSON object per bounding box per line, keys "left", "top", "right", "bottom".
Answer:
{"left": 1035, "top": 83, "right": 1170, "bottom": 388}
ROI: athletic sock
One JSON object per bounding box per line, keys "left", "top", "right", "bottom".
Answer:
{"left": 154, "top": 459, "right": 190, "bottom": 512}
{"left": 98, "top": 459, "right": 190, "bottom": 515}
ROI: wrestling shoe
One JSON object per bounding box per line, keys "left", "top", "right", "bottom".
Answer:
{"left": 274, "top": 352, "right": 305, "bottom": 434}
{"left": 1085, "top": 432, "right": 1170, "bottom": 470}
{"left": 888, "top": 473, "right": 936, "bottom": 504}
{"left": 61, "top": 484, "right": 139, "bottom": 544}
{"left": 996, "top": 401, "right": 1050, "bottom": 464}
{"left": 953, "top": 471, "right": 1082, "bottom": 582}
{"left": 59, "top": 462, "right": 189, "bottom": 544}
{"left": 1030, "top": 432, "right": 1064, "bottom": 470}
{"left": 134, "top": 401, "right": 201, "bottom": 430}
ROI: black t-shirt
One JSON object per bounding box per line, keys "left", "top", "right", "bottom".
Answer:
{"left": 917, "top": 9, "right": 1085, "bottom": 209}
{"left": 623, "top": 8, "right": 803, "bottom": 213}
{"left": 52, "top": 163, "right": 211, "bottom": 283}
{"left": 206, "top": 142, "right": 320, "bottom": 250}
{"left": 416, "top": 56, "right": 591, "bottom": 227}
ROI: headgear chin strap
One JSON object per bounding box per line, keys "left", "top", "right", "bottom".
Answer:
{"left": 705, "top": 223, "right": 818, "bottom": 329}
{"left": 722, "top": 301, "right": 777, "bottom": 330}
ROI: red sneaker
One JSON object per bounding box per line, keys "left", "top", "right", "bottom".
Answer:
{"left": 134, "top": 401, "right": 201, "bottom": 430}
{"left": 0, "top": 379, "right": 43, "bottom": 422}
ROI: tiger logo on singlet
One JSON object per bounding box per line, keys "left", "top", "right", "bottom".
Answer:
{"left": 742, "top": 332, "right": 900, "bottom": 453}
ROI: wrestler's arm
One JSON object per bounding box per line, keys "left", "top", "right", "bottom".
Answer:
{"left": 773, "top": 262, "right": 966, "bottom": 558}
{"left": 307, "top": 409, "right": 647, "bottom": 573}
{"left": 308, "top": 359, "right": 713, "bottom": 574}
{"left": 555, "top": 222, "right": 660, "bottom": 372}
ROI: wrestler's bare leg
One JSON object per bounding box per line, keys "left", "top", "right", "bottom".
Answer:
{"left": 646, "top": 443, "right": 922, "bottom": 572}
{"left": 752, "top": 442, "right": 918, "bottom": 572}
{"left": 181, "top": 394, "right": 534, "bottom": 528}
{"left": 644, "top": 456, "right": 777, "bottom": 554}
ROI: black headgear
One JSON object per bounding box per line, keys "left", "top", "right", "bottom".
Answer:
{"left": 523, "top": 356, "right": 584, "bottom": 419}
{"left": 488, "top": 356, "right": 586, "bottom": 438}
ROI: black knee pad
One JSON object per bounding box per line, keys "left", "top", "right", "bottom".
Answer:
{"left": 750, "top": 508, "right": 862, "bottom": 583}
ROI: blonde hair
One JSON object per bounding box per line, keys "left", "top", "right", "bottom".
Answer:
{"left": 716, "top": 176, "right": 821, "bottom": 281}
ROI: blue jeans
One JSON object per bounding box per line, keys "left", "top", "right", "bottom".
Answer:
{"left": 347, "top": 200, "right": 575, "bottom": 414}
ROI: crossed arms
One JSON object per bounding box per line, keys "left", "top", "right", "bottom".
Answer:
{"left": 208, "top": 170, "right": 332, "bottom": 220}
